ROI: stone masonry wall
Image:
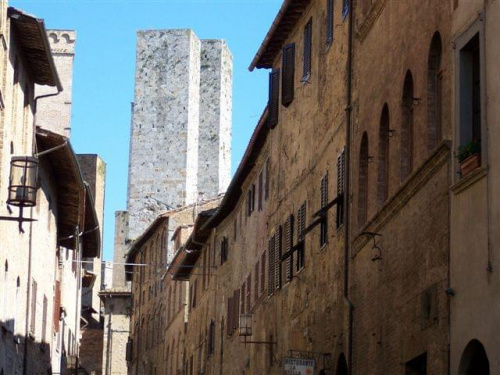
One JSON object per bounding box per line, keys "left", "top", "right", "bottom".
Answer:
{"left": 198, "top": 40, "right": 232, "bottom": 198}
{"left": 127, "top": 29, "right": 201, "bottom": 239}
{"left": 35, "top": 30, "right": 75, "bottom": 138}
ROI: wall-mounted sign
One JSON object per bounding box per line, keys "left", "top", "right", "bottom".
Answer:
{"left": 283, "top": 357, "right": 315, "bottom": 375}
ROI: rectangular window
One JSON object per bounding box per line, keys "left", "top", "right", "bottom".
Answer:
{"left": 337, "top": 148, "right": 346, "bottom": 228}
{"left": 302, "top": 19, "right": 313, "bottom": 82}
{"left": 285, "top": 214, "right": 294, "bottom": 282}
{"left": 258, "top": 171, "right": 263, "bottom": 211}
{"left": 275, "top": 225, "right": 282, "bottom": 290}
{"left": 282, "top": 43, "right": 295, "bottom": 106}
{"left": 261, "top": 251, "right": 266, "bottom": 295}
{"left": 265, "top": 159, "right": 270, "bottom": 201}
{"left": 320, "top": 173, "right": 328, "bottom": 246}
{"left": 246, "top": 185, "right": 256, "bottom": 217}
{"left": 327, "top": 0, "right": 334, "bottom": 45}
{"left": 268, "top": 236, "right": 275, "bottom": 297}
{"left": 268, "top": 69, "right": 280, "bottom": 128}
{"left": 297, "top": 202, "right": 307, "bottom": 271}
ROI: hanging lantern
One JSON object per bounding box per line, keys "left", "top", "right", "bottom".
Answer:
{"left": 239, "top": 313, "right": 252, "bottom": 337}
{"left": 7, "top": 156, "right": 38, "bottom": 207}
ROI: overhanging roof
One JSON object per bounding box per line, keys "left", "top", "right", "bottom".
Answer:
{"left": 249, "top": 0, "right": 311, "bottom": 71}
{"left": 8, "top": 7, "right": 62, "bottom": 90}
{"left": 171, "top": 208, "right": 217, "bottom": 281}
{"left": 36, "top": 128, "right": 85, "bottom": 250}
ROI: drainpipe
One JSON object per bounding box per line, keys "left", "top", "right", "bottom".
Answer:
{"left": 344, "top": 1, "right": 355, "bottom": 374}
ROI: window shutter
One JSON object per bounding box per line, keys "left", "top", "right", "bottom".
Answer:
{"left": 258, "top": 171, "right": 263, "bottom": 211}
{"left": 297, "top": 202, "right": 307, "bottom": 270}
{"left": 275, "top": 226, "right": 282, "bottom": 290}
{"left": 227, "top": 297, "right": 232, "bottom": 336}
{"left": 234, "top": 289, "right": 240, "bottom": 332}
{"left": 241, "top": 282, "right": 246, "bottom": 314}
{"left": 285, "top": 214, "right": 294, "bottom": 281}
{"left": 261, "top": 252, "right": 266, "bottom": 295}
{"left": 282, "top": 43, "right": 295, "bottom": 106}
{"left": 265, "top": 159, "right": 270, "bottom": 201}
{"left": 303, "top": 19, "right": 313, "bottom": 81}
{"left": 268, "top": 69, "right": 280, "bottom": 128}
{"left": 327, "top": 0, "right": 334, "bottom": 44}
{"left": 320, "top": 173, "right": 328, "bottom": 246}
{"left": 246, "top": 274, "right": 251, "bottom": 312}
{"left": 321, "top": 173, "right": 329, "bottom": 208}
{"left": 254, "top": 261, "right": 260, "bottom": 302}
{"left": 337, "top": 148, "right": 346, "bottom": 228}
{"left": 268, "top": 237, "right": 275, "bottom": 297}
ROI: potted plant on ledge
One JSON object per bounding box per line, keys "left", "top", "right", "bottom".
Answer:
{"left": 456, "top": 140, "right": 481, "bottom": 177}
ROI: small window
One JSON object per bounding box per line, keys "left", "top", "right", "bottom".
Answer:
{"left": 268, "top": 69, "right": 280, "bottom": 128}
{"left": 282, "top": 43, "right": 295, "bottom": 106}
{"left": 302, "top": 19, "right": 313, "bottom": 82}
{"left": 326, "top": 0, "right": 334, "bottom": 45}
{"left": 320, "top": 173, "right": 328, "bottom": 247}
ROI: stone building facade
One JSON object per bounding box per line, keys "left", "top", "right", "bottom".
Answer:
{"left": 126, "top": 0, "right": 500, "bottom": 374}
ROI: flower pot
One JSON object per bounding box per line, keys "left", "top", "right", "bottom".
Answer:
{"left": 460, "top": 153, "right": 481, "bottom": 177}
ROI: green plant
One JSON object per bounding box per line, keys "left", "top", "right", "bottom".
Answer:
{"left": 456, "top": 140, "right": 481, "bottom": 163}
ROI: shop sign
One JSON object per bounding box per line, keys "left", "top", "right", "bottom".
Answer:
{"left": 283, "top": 357, "right": 315, "bottom": 375}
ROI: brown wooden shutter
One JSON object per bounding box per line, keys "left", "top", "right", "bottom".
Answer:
{"left": 285, "top": 214, "right": 294, "bottom": 281}
{"left": 265, "top": 159, "right": 270, "bottom": 201}
{"left": 227, "top": 297, "right": 232, "bottom": 336}
{"left": 303, "top": 19, "right": 313, "bottom": 81}
{"left": 234, "top": 289, "right": 240, "bottom": 332}
{"left": 246, "top": 274, "right": 251, "bottom": 312}
{"left": 320, "top": 173, "right": 328, "bottom": 246}
{"left": 254, "top": 261, "right": 259, "bottom": 302}
{"left": 268, "top": 69, "right": 280, "bottom": 128}
{"left": 275, "top": 226, "right": 282, "bottom": 290}
{"left": 297, "top": 202, "right": 307, "bottom": 270}
{"left": 261, "top": 252, "right": 266, "bottom": 295}
{"left": 337, "top": 148, "right": 346, "bottom": 228}
{"left": 258, "top": 171, "right": 263, "bottom": 211}
{"left": 54, "top": 280, "right": 61, "bottom": 332}
{"left": 327, "top": 0, "right": 334, "bottom": 45}
{"left": 268, "top": 237, "right": 275, "bottom": 296}
{"left": 321, "top": 173, "right": 329, "bottom": 208}
{"left": 282, "top": 43, "right": 295, "bottom": 106}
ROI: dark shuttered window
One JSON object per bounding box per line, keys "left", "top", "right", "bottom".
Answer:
{"left": 260, "top": 252, "right": 266, "bottom": 295}
{"left": 282, "top": 43, "right": 295, "bottom": 106}
{"left": 297, "top": 202, "right": 306, "bottom": 271}
{"left": 320, "top": 173, "right": 328, "bottom": 247}
{"left": 337, "top": 148, "right": 346, "bottom": 228}
{"left": 285, "top": 214, "right": 294, "bottom": 282}
{"left": 275, "top": 226, "right": 282, "bottom": 290}
{"left": 302, "top": 19, "right": 313, "bottom": 82}
{"left": 265, "top": 159, "right": 270, "bottom": 201}
{"left": 268, "top": 69, "right": 280, "bottom": 128}
{"left": 268, "top": 236, "right": 275, "bottom": 297}
{"left": 258, "top": 171, "right": 263, "bottom": 211}
{"left": 327, "top": 0, "right": 334, "bottom": 45}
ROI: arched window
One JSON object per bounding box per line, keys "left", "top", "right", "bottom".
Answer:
{"left": 401, "top": 71, "right": 414, "bottom": 180}
{"left": 427, "top": 32, "right": 443, "bottom": 151}
{"left": 378, "top": 105, "right": 390, "bottom": 206}
{"left": 459, "top": 339, "right": 490, "bottom": 375}
{"left": 358, "top": 132, "right": 369, "bottom": 228}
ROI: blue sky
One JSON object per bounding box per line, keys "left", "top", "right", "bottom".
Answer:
{"left": 11, "top": 0, "right": 281, "bottom": 260}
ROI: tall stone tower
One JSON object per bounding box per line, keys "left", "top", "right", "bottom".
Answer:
{"left": 126, "top": 29, "right": 232, "bottom": 240}
{"left": 35, "top": 30, "right": 76, "bottom": 137}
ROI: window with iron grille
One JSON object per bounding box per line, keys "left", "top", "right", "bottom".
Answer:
{"left": 337, "top": 148, "right": 346, "bottom": 228}
{"left": 342, "top": 0, "right": 349, "bottom": 19}
{"left": 285, "top": 214, "right": 294, "bottom": 282}
{"left": 268, "top": 69, "right": 280, "bottom": 128}
{"left": 297, "top": 202, "right": 306, "bottom": 270}
{"left": 282, "top": 43, "right": 295, "bottom": 106}
{"left": 275, "top": 225, "right": 283, "bottom": 289}
{"left": 327, "top": 0, "right": 334, "bottom": 45}
{"left": 302, "top": 19, "right": 313, "bottom": 82}
{"left": 268, "top": 236, "right": 275, "bottom": 297}
{"left": 320, "top": 173, "right": 328, "bottom": 246}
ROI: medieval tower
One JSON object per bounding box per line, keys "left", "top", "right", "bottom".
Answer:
{"left": 126, "top": 29, "right": 232, "bottom": 241}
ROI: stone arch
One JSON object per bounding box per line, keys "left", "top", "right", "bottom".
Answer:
{"left": 378, "top": 104, "right": 390, "bottom": 206}
{"left": 401, "top": 71, "right": 414, "bottom": 181}
{"left": 428, "top": 31, "right": 443, "bottom": 151}
{"left": 459, "top": 339, "right": 490, "bottom": 375}
{"left": 358, "top": 132, "right": 369, "bottom": 228}
{"left": 336, "top": 353, "right": 348, "bottom": 375}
